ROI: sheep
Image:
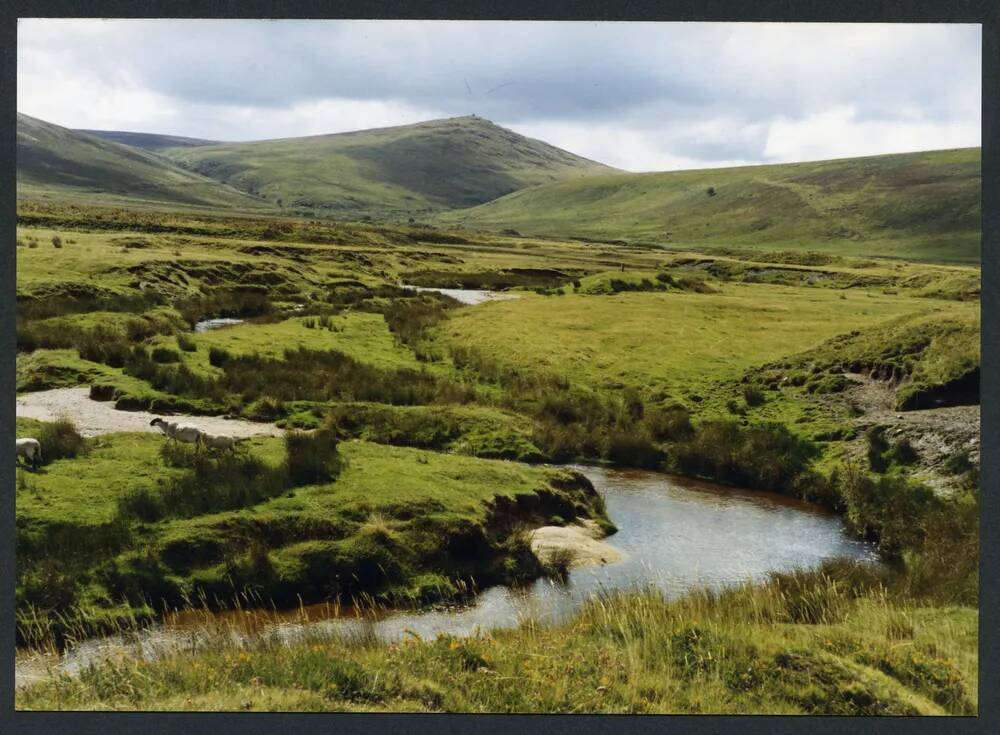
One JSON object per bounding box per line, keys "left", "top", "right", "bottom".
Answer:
{"left": 199, "top": 433, "right": 244, "bottom": 453}
{"left": 150, "top": 418, "right": 204, "bottom": 448}
{"left": 16, "top": 438, "right": 42, "bottom": 470}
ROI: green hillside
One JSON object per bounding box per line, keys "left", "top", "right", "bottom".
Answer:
{"left": 161, "top": 115, "right": 614, "bottom": 219}
{"left": 17, "top": 114, "right": 270, "bottom": 211}
{"left": 76, "top": 129, "right": 221, "bottom": 151}
{"left": 439, "top": 148, "right": 982, "bottom": 263}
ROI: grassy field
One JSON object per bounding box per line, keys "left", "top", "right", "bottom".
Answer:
{"left": 440, "top": 147, "right": 982, "bottom": 263}
{"left": 14, "top": 197, "right": 981, "bottom": 713}
{"left": 434, "top": 285, "right": 969, "bottom": 397}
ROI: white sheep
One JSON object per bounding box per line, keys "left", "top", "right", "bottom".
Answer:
{"left": 16, "top": 438, "right": 42, "bottom": 470}
{"left": 199, "top": 433, "right": 244, "bottom": 453}
{"left": 150, "top": 418, "right": 204, "bottom": 448}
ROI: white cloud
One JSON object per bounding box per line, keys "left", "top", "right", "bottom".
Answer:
{"left": 16, "top": 19, "right": 981, "bottom": 170}
{"left": 763, "top": 105, "right": 981, "bottom": 163}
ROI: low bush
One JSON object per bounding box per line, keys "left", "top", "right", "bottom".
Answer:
{"left": 886, "top": 438, "right": 919, "bottom": 465}
{"left": 671, "top": 421, "right": 818, "bottom": 494}
{"left": 151, "top": 347, "right": 181, "bottom": 364}
{"left": 865, "top": 427, "right": 891, "bottom": 472}
{"left": 284, "top": 429, "right": 343, "bottom": 486}
{"left": 836, "top": 459, "right": 942, "bottom": 554}
{"left": 36, "top": 418, "right": 87, "bottom": 464}
{"left": 643, "top": 405, "right": 694, "bottom": 441}
{"left": 743, "top": 385, "right": 766, "bottom": 407}
{"left": 208, "top": 346, "right": 231, "bottom": 367}
{"left": 176, "top": 334, "right": 197, "bottom": 352}
{"left": 604, "top": 431, "right": 664, "bottom": 469}
{"left": 117, "top": 486, "right": 166, "bottom": 523}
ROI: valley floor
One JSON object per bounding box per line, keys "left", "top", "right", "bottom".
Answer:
{"left": 13, "top": 201, "right": 981, "bottom": 713}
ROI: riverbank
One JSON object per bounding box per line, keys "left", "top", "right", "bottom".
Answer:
{"left": 15, "top": 561, "right": 978, "bottom": 714}
{"left": 14, "top": 417, "right": 612, "bottom": 649}
{"left": 17, "top": 462, "right": 880, "bottom": 689}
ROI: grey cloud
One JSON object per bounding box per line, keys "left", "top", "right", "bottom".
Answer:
{"left": 17, "top": 20, "right": 981, "bottom": 169}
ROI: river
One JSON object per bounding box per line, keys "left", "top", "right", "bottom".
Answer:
{"left": 15, "top": 465, "right": 876, "bottom": 687}
{"left": 401, "top": 285, "right": 519, "bottom": 305}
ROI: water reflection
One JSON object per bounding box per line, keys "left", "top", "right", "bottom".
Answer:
{"left": 16, "top": 466, "right": 877, "bottom": 685}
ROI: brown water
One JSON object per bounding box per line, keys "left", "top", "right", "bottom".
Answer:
{"left": 15, "top": 465, "right": 877, "bottom": 686}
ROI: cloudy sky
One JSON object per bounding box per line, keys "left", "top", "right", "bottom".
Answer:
{"left": 17, "top": 19, "right": 981, "bottom": 172}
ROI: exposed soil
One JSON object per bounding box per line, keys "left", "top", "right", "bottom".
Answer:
{"left": 16, "top": 386, "right": 283, "bottom": 438}
{"left": 841, "top": 372, "right": 979, "bottom": 494}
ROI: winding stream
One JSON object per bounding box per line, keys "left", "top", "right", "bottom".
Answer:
{"left": 401, "top": 285, "right": 519, "bottom": 305}
{"left": 193, "top": 317, "right": 245, "bottom": 332}
{"left": 15, "top": 465, "right": 877, "bottom": 688}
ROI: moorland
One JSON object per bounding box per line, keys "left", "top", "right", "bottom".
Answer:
{"left": 13, "top": 113, "right": 981, "bottom": 713}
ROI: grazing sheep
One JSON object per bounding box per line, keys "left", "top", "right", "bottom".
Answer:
{"left": 16, "top": 438, "right": 42, "bottom": 470}
{"left": 150, "top": 418, "right": 204, "bottom": 448}
{"left": 199, "top": 433, "right": 242, "bottom": 453}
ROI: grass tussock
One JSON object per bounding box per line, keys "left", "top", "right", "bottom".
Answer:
{"left": 15, "top": 560, "right": 977, "bottom": 714}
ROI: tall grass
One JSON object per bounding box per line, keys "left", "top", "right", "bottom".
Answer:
{"left": 14, "top": 560, "right": 978, "bottom": 714}
{"left": 34, "top": 418, "right": 87, "bottom": 464}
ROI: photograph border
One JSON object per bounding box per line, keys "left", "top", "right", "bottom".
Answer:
{"left": 1, "top": 1, "right": 996, "bottom": 734}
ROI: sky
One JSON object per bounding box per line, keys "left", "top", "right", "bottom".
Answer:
{"left": 17, "top": 19, "right": 981, "bottom": 172}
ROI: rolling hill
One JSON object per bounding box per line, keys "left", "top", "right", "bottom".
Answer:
{"left": 438, "top": 148, "right": 982, "bottom": 263}
{"left": 158, "top": 115, "right": 615, "bottom": 219}
{"left": 16, "top": 114, "right": 270, "bottom": 211}
{"left": 76, "top": 129, "right": 221, "bottom": 152}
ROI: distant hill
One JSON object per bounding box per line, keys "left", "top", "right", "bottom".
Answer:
{"left": 17, "top": 114, "right": 270, "bottom": 210}
{"left": 159, "top": 115, "right": 615, "bottom": 219}
{"left": 76, "top": 129, "right": 221, "bottom": 152}
{"left": 438, "top": 148, "right": 982, "bottom": 263}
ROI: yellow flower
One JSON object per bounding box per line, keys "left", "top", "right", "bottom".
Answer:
{"left": 449, "top": 641, "right": 461, "bottom": 650}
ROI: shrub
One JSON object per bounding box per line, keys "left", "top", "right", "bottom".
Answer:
{"left": 117, "top": 486, "right": 166, "bottom": 523}
{"left": 246, "top": 395, "right": 286, "bottom": 421}
{"left": 604, "top": 432, "right": 664, "bottom": 469}
{"left": 176, "top": 334, "right": 197, "bottom": 352}
{"left": 151, "top": 347, "right": 180, "bottom": 364}
{"left": 125, "top": 318, "right": 158, "bottom": 341}
{"left": 223, "top": 347, "right": 451, "bottom": 406}
{"left": 51, "top": 235, "right": 62, "bottom": 248}
{"left": 619, "top": 389, "right": 644, "bottom": 422}
{"left": 866, "top": 427, "right": 890, "bottom": 472}
{"left": 643, "top": 405, "right": 694, "bottom": 441}
{"left": 837, "top": 460, "right": 941, "bottom": 554}
{"left": 900, "top": 489, "right": 978, "bottom": 604}
{"left": 208, "top": 346, "right": 231, "bottom": 367}
{"left": 886, "top": 438, "right": 919, "bottom": 465}
{"left": 672, "top": 421, "right": 818, "bottom": 494}
{"left": 284, "top": 429, "right": 342, "bottom": 486}
{"left": 743, "top": 385, "right": 766, "bottom": 407}
{"left": 806, "top": 373, "right": 850, "bottom": 394}
{"left": 157, "top": 444, "right": 285, "bottom": 517}
{"left": 36, "top": 418, "right": 86, "bottom": 463}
